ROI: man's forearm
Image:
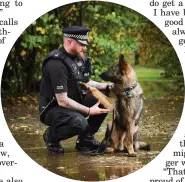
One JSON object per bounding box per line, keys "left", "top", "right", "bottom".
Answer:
{"left": 55, "top": 93, "right": 89, "bottom": 115}
{"left": 88, "top": 80, "right": 108, "bottom": 90}
{"left": 63, "top": 97, "right": 89, "bottom": 114}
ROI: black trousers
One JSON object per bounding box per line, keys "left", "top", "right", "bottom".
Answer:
{"left": 42, "top": 92, "right": 108, "bottom": 143}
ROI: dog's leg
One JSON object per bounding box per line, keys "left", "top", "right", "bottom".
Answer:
{"left": 101, "top": 124, "right": 111, "bottom": 146}
{"left": 105, "top": 123, "right": 126, "bottom": 153}
{"left": 134, "top": 97, "right": 143, "bottom": 149}
{"left": 134, "top": 98, "right": 143, "bottom": 126}
{"left": 105, "top": 146, "right": 116, "bottom": 153}
{"left": 125, "top": 122, "right": 136, "bottom": 157}
{"left": 118, "top": 132, "right": 126, "bottom": 152}
{"left": 111, "top": 126, "right": 123, "bottom": 152}
{"left": 80, "top": 82, "right": 114, "bottom": 110}
{"left": 105, "top": 123, "right": 116, "bottom": 153}
{"left": 133, "top": 125, "right": 139, "bottom": 151}
{"left": 133, "top": 131, "right": 140, "bottom": 152}
{"left": 133, "top": 98, "right": 151, "bottom": 151}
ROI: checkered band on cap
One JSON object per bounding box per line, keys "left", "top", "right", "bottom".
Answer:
{"left": 64, "top": 33, "right": 88, "bottom": 40}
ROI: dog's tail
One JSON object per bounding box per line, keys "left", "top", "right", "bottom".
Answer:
{"left": 138, "top": 141, "right": 151, "bottom": 151}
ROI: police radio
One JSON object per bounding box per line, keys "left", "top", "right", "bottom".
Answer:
{"left": 86, "top": 53, "right": 93, "bottom": 74}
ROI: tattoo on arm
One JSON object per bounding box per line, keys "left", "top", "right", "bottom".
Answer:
{"left": 88, "top": 80, "right": 107, "bottom": 90}
{"left": 55, "top": 92, "right": 89, "bottom": 114}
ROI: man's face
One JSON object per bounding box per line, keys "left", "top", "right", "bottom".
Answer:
{"left": 70, "top": 39, "right": 87, "bottom": 58}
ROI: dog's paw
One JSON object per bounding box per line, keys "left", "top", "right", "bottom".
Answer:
{"left": 117, "top": 149, "right": 125, "bottom": 153}
{"left": 128, "top": 153, "right": 137, "bottom": 157}
{"left": 105, "top": 147, "right": 115, "bottom": 153}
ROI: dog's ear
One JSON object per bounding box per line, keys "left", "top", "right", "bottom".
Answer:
{"left": 119, "top": 54, "right": 125, "bottom": 74}
{"left": 119, "top": 54, "right": 125, "bottom": 63}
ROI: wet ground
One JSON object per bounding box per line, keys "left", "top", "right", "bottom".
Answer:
{"left": 2, "top": 96, "right": 184, "bottom": 181}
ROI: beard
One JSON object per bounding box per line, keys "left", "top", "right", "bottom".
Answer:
{"left": 77, "top": 51, "right": 86, "bottom": 60}
{"left": 70, "top": 44, "right": 86, "bottom": 60}
{"left": 70, "top": 46, "right": 78, "bottom": 55}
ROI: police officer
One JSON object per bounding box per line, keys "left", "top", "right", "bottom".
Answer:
{"left": 39, "top": 25, "right": 110, "bottom": 154}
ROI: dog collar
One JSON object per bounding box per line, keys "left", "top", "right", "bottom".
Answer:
{"left": 124, "top": 82, "right": 137, "bottom": 97}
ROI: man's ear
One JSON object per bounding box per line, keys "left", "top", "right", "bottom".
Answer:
{"left": 67, "top": 38, "right": 73, "bottom": 46}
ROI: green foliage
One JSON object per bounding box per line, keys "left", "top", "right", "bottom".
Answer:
{"left": 2, "top": 1, "right": 183, "bottom": 94}
{"left": 157, "top": 50, "right": 182, "bottom": 77}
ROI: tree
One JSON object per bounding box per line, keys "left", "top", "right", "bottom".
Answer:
{"left": 2, "top": 1, "right": 182, "bottom": 93}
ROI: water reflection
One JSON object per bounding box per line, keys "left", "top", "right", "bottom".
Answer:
{"left": 7, "top": 98, "right": 184, "bottom": 181}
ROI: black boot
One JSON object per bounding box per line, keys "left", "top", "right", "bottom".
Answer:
{"left": 43, "top": 128, "right": 64, "bottom": 153}
{"left": 75, "top": 134, "right": 101, "bottom": 152}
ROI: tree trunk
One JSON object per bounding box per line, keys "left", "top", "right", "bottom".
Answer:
{"left": 79, "top": 2, "right": 85, "bottom": 26}
{"left": 134, "top": 52, "right": 140, "bottom": 65}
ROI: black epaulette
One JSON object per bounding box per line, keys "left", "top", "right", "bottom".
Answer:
{"left": 48, "top": 50, "right": 63, "bottom": 59}
{"left": 42, "top": 49, "right": 66, "bottom": 69}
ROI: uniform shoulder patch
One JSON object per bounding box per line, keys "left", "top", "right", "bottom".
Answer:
{"left": 56, "top": 85, "right": 64, "bottom": 90}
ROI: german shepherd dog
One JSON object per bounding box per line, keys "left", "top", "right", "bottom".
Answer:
{"left": 99, "top": 54, "right": 149, "bottom": 157}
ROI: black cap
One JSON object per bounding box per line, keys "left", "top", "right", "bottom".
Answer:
{"left": 62, "top": 26, "right": 90, "bottom": 45}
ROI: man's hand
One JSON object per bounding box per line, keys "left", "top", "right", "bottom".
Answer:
{"left": 55, "top": 92, "right": 109, "bottom": 116}
{"left": 89, "top": 101, "right": 110, "bottom": 115}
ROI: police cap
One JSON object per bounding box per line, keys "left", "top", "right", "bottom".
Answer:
{"left": 62, "top": 26, "right": 90, "bottom": 45}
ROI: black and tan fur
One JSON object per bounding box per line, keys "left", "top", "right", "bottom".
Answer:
{"left": 80, "top": 54, "right": 150, "bottom": 156}
{"left": 99, "top": 54, "right": 149, "bottom": 157}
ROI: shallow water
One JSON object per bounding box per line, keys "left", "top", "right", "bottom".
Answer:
{"left": 3, "top": 97, "right": 184, "bottom": 181}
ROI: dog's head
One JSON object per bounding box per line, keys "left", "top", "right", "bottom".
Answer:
{"left": 99, "top": 54, "right": 130, "bottom": 83}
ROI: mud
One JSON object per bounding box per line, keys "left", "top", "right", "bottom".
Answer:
{"left": 2, "top": 97, "right": 184, "bottom": 181}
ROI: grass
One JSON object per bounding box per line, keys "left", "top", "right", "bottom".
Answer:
{"left": 134, "top": 66, "right": 184, "bottom": 82}
{"left": 133, "top": 66, "right": 184, "bottom": 98}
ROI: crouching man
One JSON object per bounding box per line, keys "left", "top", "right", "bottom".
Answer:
{"left": 39, "top": 26, "right": 110, "bottom": 154}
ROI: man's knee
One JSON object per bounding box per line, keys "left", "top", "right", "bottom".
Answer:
{"left": 73, "top": 115, "right": 89, "bottom": 133}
